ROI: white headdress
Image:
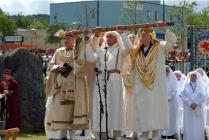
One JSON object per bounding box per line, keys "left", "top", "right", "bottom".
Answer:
{"left": 174, "top": 70, "right": 186, "bottom": 93}
{"left": 185, "top": 71, "right": 204, "bottom": 95}
{"left": 101, "top": 31, "right": 124, "bottom": 48}
{"left": 166, "top": 66, "right": 177, "bottom": 80}
{"left": 195, "top": 68, "right": 209, "bottom": 96}
{"left": 166, "top": 66, "right": 177, "bottom": 94}
{"left": 195, "top": 68, "right": 209, "bottom": 84}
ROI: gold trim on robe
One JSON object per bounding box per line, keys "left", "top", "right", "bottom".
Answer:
{"left": 134, "top": 42, "right": 160, "bottom": 89}
{"left": 46, "top": 46, "right": 90, "bottom": 131}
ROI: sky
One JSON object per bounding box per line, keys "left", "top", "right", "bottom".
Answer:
{"left": 0, "top": 0, "right": 208, "bottom": 15}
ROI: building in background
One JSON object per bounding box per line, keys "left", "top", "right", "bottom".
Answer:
{"left": 50, "top": 0, "right": 182, "bottom": 37}
{"left": 0, "top": 29, "right": 58, "bottom": 51}
{"left": 50, "top": 0, "right": 195, "bottom": 72}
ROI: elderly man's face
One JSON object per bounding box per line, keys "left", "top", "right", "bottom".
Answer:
{"left": 139, "top": 33, "right": 152, "bottom": 46}
{"left": 175, "top": 73, "right": 181, "bottom": 81}
{"left": 64, "top": 36, "right": 76, "bottom": 50}
{"left": 106, "top": 34, "right": 117, "bottom": 46}
{"left": 190, "top": 73, "right": 197, "bottom": 82}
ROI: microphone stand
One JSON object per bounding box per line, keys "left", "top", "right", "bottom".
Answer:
{"left": 95, "top": 68, "right": 104, "bottom": 140}
{"left": 103, "top": 47, "right": 109, "bottom": 139}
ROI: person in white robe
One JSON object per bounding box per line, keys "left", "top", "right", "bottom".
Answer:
{"left": 195, "top": 68, "right": 209, "bottom": 136}
{"left": 85, "top": 30, "right": 132, "bottom": 140}
{"left": 45, "top": 33, "right": 93, "bottom": 140}
{"left": 45, "top": 97, "right": 65, "bottom": 139}
{"left": 181, "top": 71, "right": 206, "bottom": 140}
{"left": 161, "top": 66, "right": 178, "bottom": 139}
{"left": 174, "top": 70, "right": 186, "bottom": 138}
{"left": 130, "top": 26, "right": 177, "bottom": 140}
{"left": 195, "top": 68, "right": 209, "bottom": 99}
{"left": 122, "top": 34, "right": 136, "bottom": 139}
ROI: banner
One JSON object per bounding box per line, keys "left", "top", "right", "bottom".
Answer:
{"left": 195, "top": 32, "right": 209, "bottom": 54}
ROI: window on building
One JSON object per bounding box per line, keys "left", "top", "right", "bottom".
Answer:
{"left": 177, "top": 15, "right": 181, "bottom": 23}
{"left": 170, "top": 14, "right": 173, "bottom": 21}
{"left": 147, "top": 10, "right": 151, "bottom": 18}
{"left": 89, "top": 8, "right": 96, "bottom": 19}
{"left": 155, "top": 11, "right": 158, "bottom": 21}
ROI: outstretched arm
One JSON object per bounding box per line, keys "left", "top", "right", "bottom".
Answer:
{"left": 120, "top": 32, "right": 133, "bottom": 56}
{"left": 160, "top": 29, "right": 177, "bottom": 56}
{"left": 84, "top": 35, "right": 99, "bottom": 63}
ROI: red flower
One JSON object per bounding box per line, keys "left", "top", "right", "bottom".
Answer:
{"left": 199, "top": 41, "right": 209, "bottom": 53}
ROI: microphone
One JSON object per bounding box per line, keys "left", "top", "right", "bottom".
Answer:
{"left": 95, "top": 68, "right": 99, "bottom": 72}
{"left": 94, "top": 68, "right": 102, "bottom": 74}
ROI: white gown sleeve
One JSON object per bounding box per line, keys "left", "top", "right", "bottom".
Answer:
{"left": 48, "top": 49, "right": 60, "bottom": 71}
{"left": 181, "top": 84, "right": 192, "bottom": 107}
{"left": 160, "top": 29, "right": 177, "bottom": 56}
{"left": 85, "top": 43, "right": 99, "bottom": 63}
{"left": 120, "top": 33, "right": 133, "bottom": 56}
{"left": 193, "top": 92, "right": 206, "bottom": 105}
{"left": 168, "top": 82, "right": 177, "bottom": 101}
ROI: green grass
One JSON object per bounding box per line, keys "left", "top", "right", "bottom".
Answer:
{"left": 16, "top": 133, "right": 90, "bottom": 140}
{"left": 17, "top": 133, "right": 46, "bottom": 140}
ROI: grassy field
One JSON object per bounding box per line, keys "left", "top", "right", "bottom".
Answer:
{"left": 17, "top": 133, "right": 46, "bottom": 140}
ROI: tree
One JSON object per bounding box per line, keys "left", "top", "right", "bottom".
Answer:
{"left": 187, "top": 6, "right": 209, "bottom": 25}
{"left": 45, "top": 23, "right": 66, "bottom": 46}
{"left": 0, "top": 8, "right": 3, "bottom": 15}
{"left": 29, "top": 20, "right": 46, "bottom": 29}
{"left": 170, "top": 1, "right": 209, "bottom": 26}
{"left": 170, "top": 0, "right": 209, "bottom": 51}
{"left": 17, "top": 16, "right": 31, "bottom": 28}
{"left": 11, "top": 14, "right": 49, "bottom": 29}
{"left": 0, "top": 11, "right": 17, "bottom": 36}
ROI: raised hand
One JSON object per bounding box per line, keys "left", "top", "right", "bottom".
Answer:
{"left": 155, "top": 21, "right": 166, "bottom": 33}
{"left": 116, "top": 25, "right": 125, "bottom": 34}
{"left": 190, "top": 102, "right": 197, "bottom": 110}
{"left": 93, "top": 27, "right": 103, "bottom": 37}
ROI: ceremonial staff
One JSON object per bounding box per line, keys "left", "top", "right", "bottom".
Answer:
{"left": 55, "top": 21, "right": 174, "bottom": 38}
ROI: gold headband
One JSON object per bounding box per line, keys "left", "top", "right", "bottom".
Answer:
{"left": 140, "top": 27, "right": 156, "bottom": 40}
{"left": 140, "top": 27, "right": 154, "bottom": 34}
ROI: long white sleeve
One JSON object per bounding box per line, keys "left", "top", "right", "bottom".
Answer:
{"left": 120, "top": 33, "right": 133, "bottom": 56}
{"left": 169, "top": 89, "right": 177, "bottom": 101}
{"left": 169, "top": 79, "right": 177, "bottom": 100}
{"left": 181, "top": 84, "right": 192, "bottom": 107}
{"left": 85, "top": 43, "right": 98, "bottom": 63}
{"left": 193, "top": 92, "right": 205, "bottom": 105}
{"left": 90, "top": 35, "right": 100, "bottom": 52}
{"left": 47, "top": 49, "right": 60, "bottom": 71}
{"left": 160, "top": 29, "right": 177, "bottom": 56}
